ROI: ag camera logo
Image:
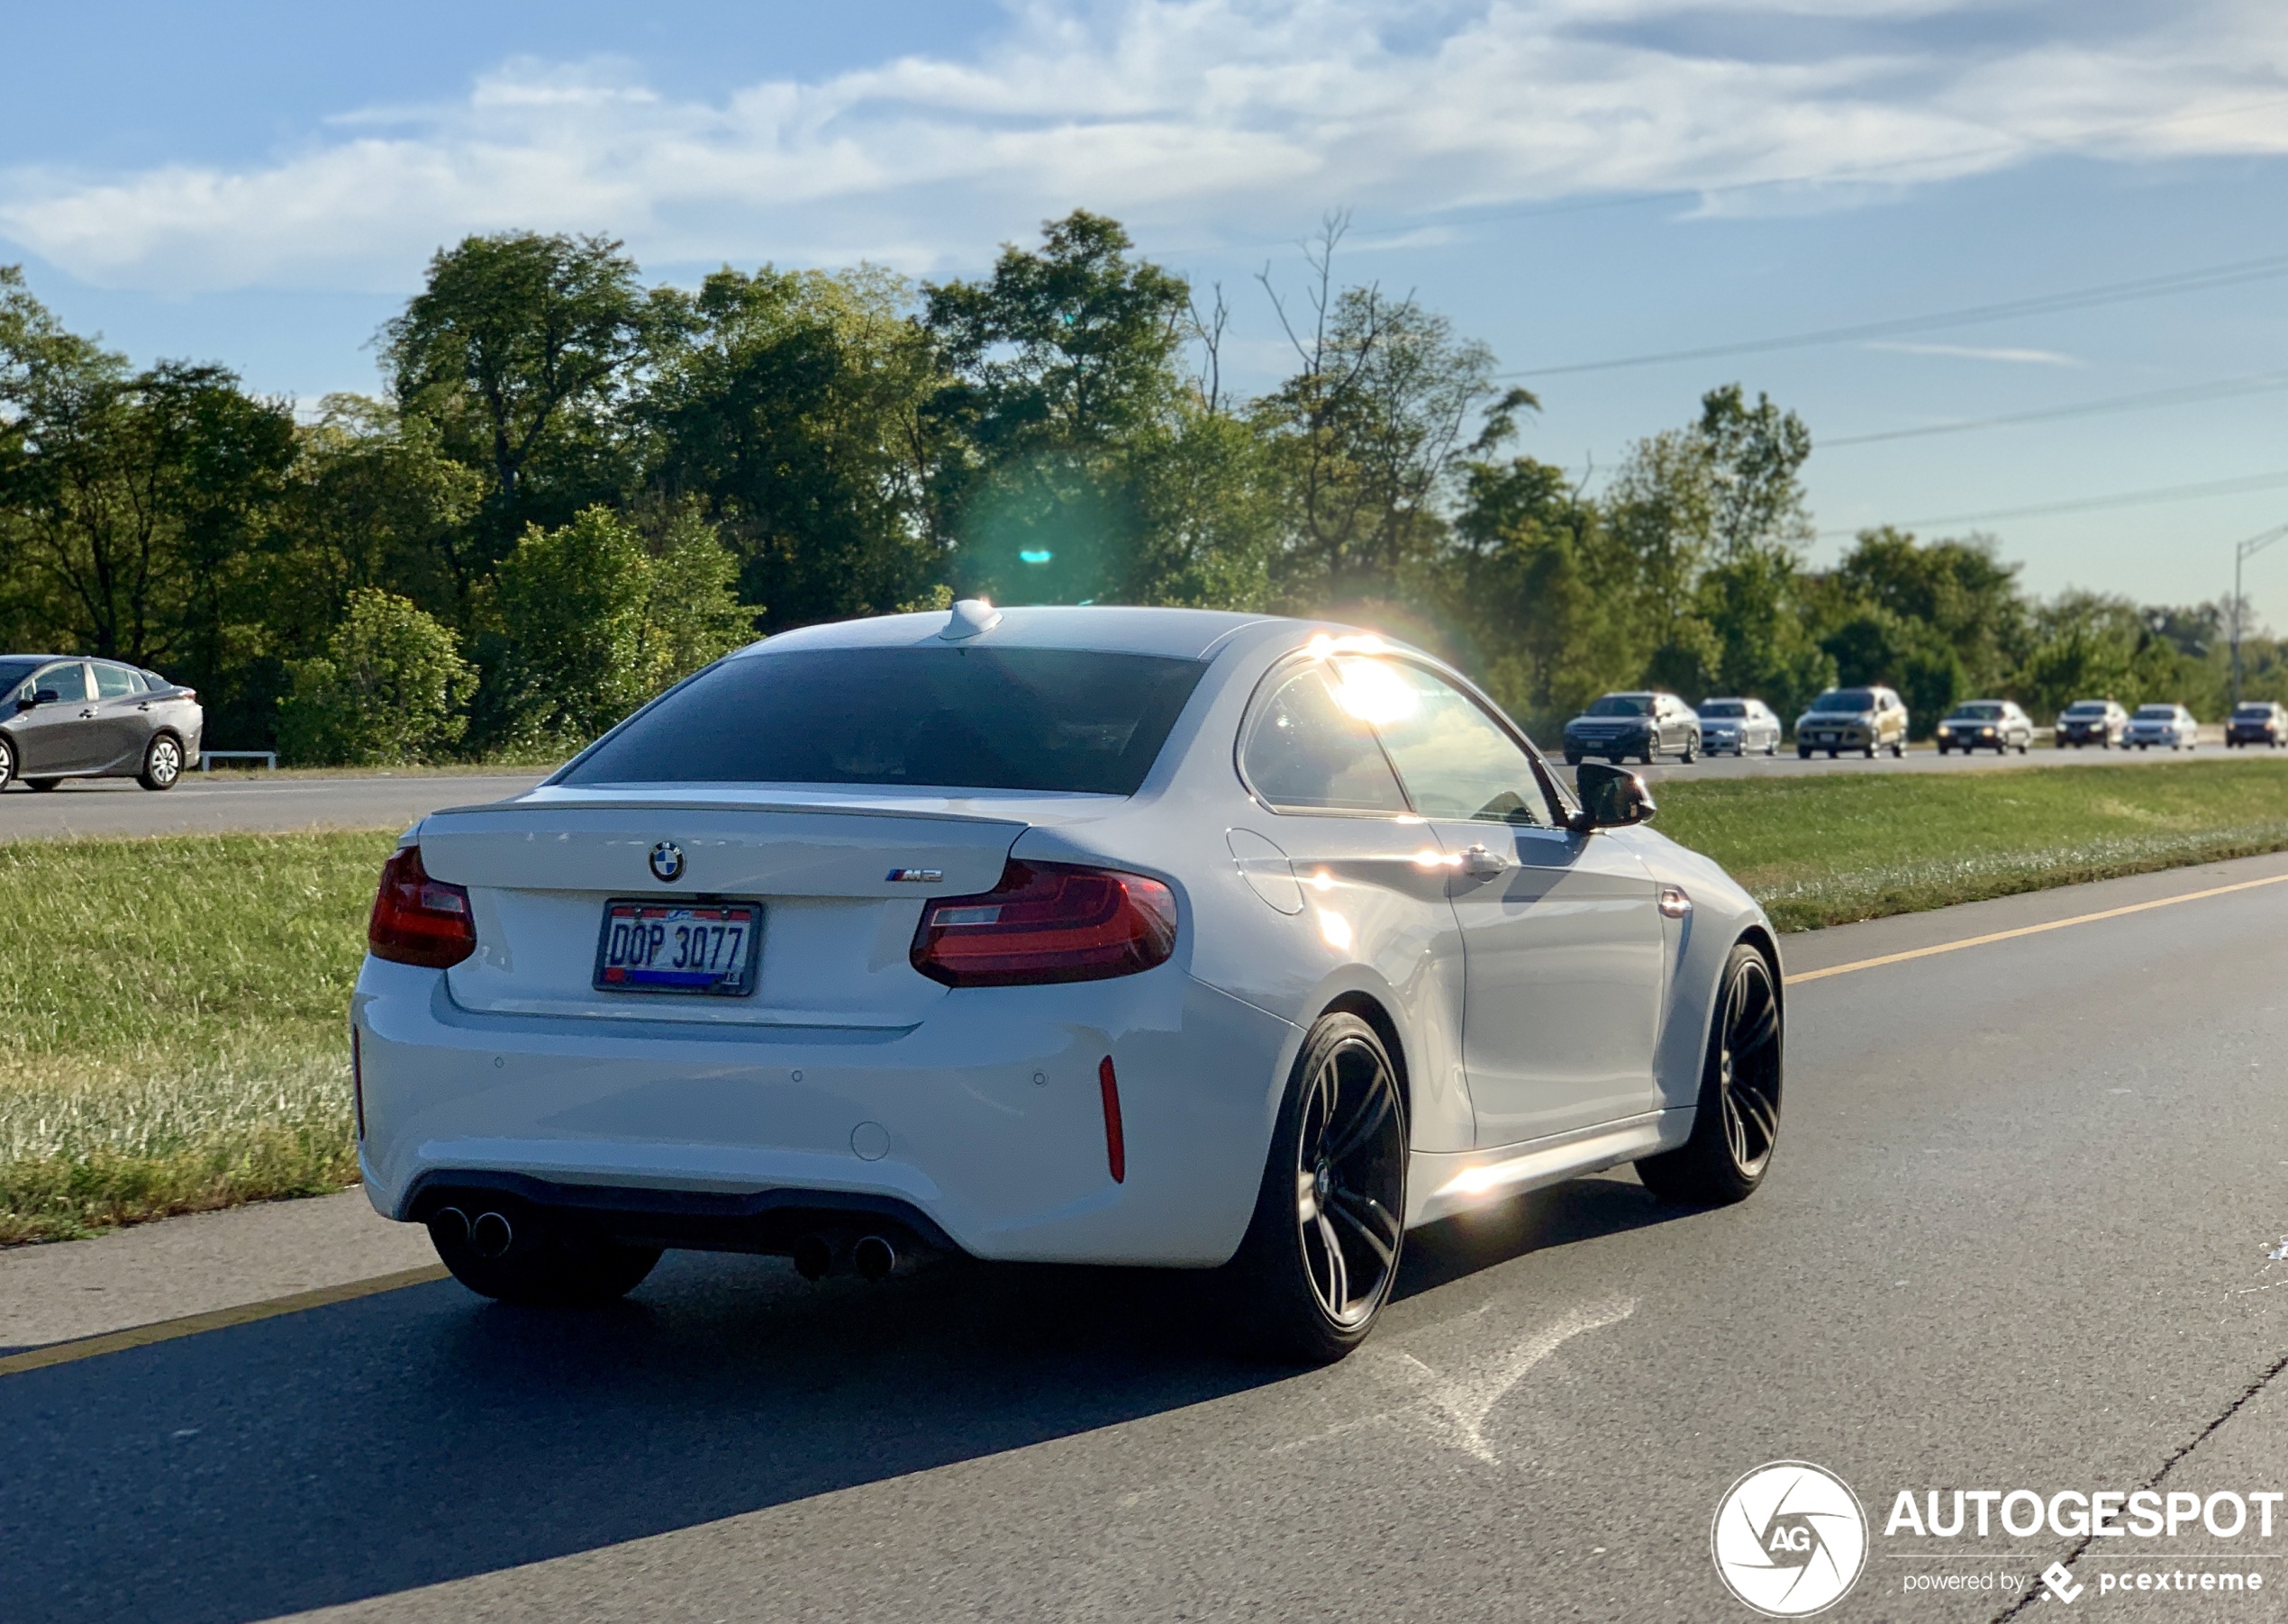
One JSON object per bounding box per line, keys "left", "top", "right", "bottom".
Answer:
{"left": 1712, "top": 1461, "right": 1869, "bottom": 1617}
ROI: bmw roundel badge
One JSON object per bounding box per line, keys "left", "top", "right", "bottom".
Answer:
{"left": 649, "top": 840, "right": 685, "bottom": 883}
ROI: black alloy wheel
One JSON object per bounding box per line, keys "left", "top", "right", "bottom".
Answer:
{"left": 1637, "top": 942, "right": 1782, "bottom": 1205}
{"left": 1231, "top": 1012, "right": 1407, "bottom": 1363}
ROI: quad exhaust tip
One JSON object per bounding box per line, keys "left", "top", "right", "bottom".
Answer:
{"left": 471, "top": 1211, "right": 514, "bottom": 1259}
{"left": 853, "top": 1235, "right": 897, "bottom": 1282}
{"left": 790, "top": 1229, "right": 906, "bottom": 1282}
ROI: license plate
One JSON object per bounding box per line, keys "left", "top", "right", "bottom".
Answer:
{"left": 594, "top": 902, "right": 760, "bottom": 995}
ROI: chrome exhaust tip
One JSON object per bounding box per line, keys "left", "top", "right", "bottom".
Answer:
{"left": 852, "top": 1234, "right": 897, "bottom": 1283}
{"left": 470, "top": 1211, "right": 514, "bottom": 1259}
{"left": 790, "top": 1231, "right": 834, "bottom": 1282}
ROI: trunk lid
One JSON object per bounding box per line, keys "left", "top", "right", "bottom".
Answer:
{"left": 417, "top": 797, "right": 1041, "bottom": 1029}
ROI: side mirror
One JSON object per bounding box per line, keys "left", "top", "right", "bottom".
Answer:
{"left": 1568, "top": 761, "right": 1657, "bottom": 831}
{"left": 18, "top": 693, "right": 43, "bottom": 712}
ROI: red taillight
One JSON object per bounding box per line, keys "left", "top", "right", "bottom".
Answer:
{"left": 368, "top": 845, "right": 476, "bottom": 969}
{"left": 910, "top": 860, "right": 1177, "bottom": 987}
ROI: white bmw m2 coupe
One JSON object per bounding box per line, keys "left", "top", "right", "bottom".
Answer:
{"left": 355, "top": 603, "right": 1783, "bottom": 1361}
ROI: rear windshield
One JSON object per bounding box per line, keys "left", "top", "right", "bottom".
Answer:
{"left": 2235, "top": 703, "right": 2274, "bottom": 716}
{"left": 2064, "top": 702, "right": 2109, "bottom": 715}
{"left": 559, "top": 647, "right": 1209, "bottom": 795}
{"left": 2134, "top": 704, "right": 2177, "bottom": 719}
{"left": 1811, "top": 689, "right": 1876, "bottom": 712}
{"left": 1698, "top": 701, "right": 1746, "bottom": 718}
{"left": 1949, "top": 703, "right": 2005, "bottom": 720}
{"left": 1584, "top": 694, "right": 1651, "bottom": 716}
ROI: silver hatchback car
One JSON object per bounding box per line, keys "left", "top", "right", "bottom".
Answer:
{"left": 0, "top": 656, "right": 204, "bottom": 792}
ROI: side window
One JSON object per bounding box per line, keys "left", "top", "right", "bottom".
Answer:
{"left": 1241, "top": 665, "right": 1410, "bottom": 814}
{"left": 1337, "top": 657, "right": 1553, "bottom": 828}
{"left": 94, "top": 663, "right": 138, "bottom": 699}
{"left": 34, "top": 663, "right": 87, "bottom": 703}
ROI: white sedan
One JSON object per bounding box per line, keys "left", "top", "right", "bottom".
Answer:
{"left": 2127, "top": 703, "right": 2199, "bottom": 750}
{"left": 354, "top": 604, "right": 1784, "bottom": 1361}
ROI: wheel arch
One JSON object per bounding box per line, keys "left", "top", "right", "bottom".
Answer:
{"left": 1315, "top": 990, "right": 1413, "bottom": 1134}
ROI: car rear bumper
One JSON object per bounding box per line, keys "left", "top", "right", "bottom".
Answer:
{"left": 352, "top": 957, "right": 1300, "bottom": 1267}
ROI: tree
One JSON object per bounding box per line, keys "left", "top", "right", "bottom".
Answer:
{"left": 922, "top": 211, "right": 1195, "bottom": 604}
{"left": 643, "top": 265, "right": 949, "bottom": 629}
{"left": 382, "top": 231, "right": 648, "bottom": 570}
{"left": 259, "top": 396, "right": 485, "bottom": 689}
{"left": 477, "top": 504, "right": 754, "bottom": 754}
{"left": 1255, "top": 217, "right": 1534, "bottom": 611}
{"left": 277, "top": 589, "right": 476, "bottom": 765}
{"left": 1446, "top": 457, "right": 1640, "bottom": 738}
{"left": 1829, "top": 527, "right": 2029, "bottom": 697}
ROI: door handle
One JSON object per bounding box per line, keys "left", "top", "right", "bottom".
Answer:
{"left": 78, "top": 708, "right": 96, "bottom": 719}
{"left": 1461, "top": 844, "right": 1511, "bottom": 877}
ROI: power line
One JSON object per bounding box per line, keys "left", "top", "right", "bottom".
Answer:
{"left": 1507, "top": 251, "right": 2288, "bottom": 378}
{"left": 1812, "top": 467, "right": 2288, "bottom": 539}
{"left": 1821, "top": 368, "right": 2288, "bottom": 448}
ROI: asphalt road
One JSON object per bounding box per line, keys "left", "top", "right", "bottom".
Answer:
{"left": 0, "top": 771, "right": 549, "bottom": 840}
{"left": 2, "top": 735, "right": 2274, "bottom": 841}
{"left": 5, "top": 855, "right": 2288, "bottom": 1623}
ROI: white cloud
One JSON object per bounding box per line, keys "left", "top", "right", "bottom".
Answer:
{"left": 5, "top": 0, "right": 2287, "bottom": 291}
{"left": 1865, "top": 340, "right": 2084, "bottom": 365}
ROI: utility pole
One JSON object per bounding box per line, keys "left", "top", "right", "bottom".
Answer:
{"left": 2231, "top": 523, "right": 2288, "bottom": 707}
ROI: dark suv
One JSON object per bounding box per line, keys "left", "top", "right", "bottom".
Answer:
{"left": 0, "top": 656, "right": 204, "bottom": 792}
{"left": 2227, "top": 701, "right": 2286, "bottom": 748}
{"left": 1561, "top": 691, "right": 1702, "bottom": 766}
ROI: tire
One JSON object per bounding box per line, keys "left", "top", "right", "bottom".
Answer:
{"left": 1892, "top": 740, "right": 1905, "bottom": 758}
{"left": 1228, "top": 1012, "right": 1407, "bottom": 1364}
{"left": 1765, "top": 739, "right": 1777, "bottom": 757}
{"left": 1565, "top": 751, "right": 1582, "bottom": 767}
{"left": 0, "top": 735, "right": 13, "bottom": 791}
{"left": 1640, "top": 748, "right": 1656, "bottom": 766}
{"left": 1826, "top": 750, "right": 1838, "bottom": 759}
{"left": 1937, "top": 744, "right": 1949, "bottom": 756}
{"left": 1680, "top": 738, "right": 1698, "bottom": 764}
{"left": 429, "top": 1209, "right": 661, "bottom": 1307}
{"left": 1863, "top": 742, "right": 1876, "bottom": 758}
{"left": 1636, "top": 942, "right": 1782, "bottom": 1206}
{"left": 138, "top": 734, "right": 184, "bottom": 791}
{"left": 1796, "top": 747, "right": 1811, "bottom": 759}
{"left": 25, "top": 777, "right": 60, "bottom": 792}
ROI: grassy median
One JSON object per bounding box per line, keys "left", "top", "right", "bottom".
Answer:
{"left": 5, "top": 758, "right": 2288, "bottom": 1241}
{"left": 0, "top": 830, "right": 395, "bottom": 1243}
{"left": 1657, "top": 758, "right": 2288, "bottom": 930}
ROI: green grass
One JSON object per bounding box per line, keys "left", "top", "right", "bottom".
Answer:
{"left": 6, "top": 758, "right": 2288, "bottom": 1243}
{"left": 1657, "top": 758, "right": 2288, "bottom": 930}
{"left": 0, "top": 830, "right": 395, "bottom": 1243}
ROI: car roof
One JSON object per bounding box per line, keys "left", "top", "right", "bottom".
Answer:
{"left": 738, "top": 604, "right": 1286, "bottom": 663}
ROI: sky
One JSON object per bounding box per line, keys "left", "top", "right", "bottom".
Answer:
{"left": 7, "top": 0, "right": 2288, "bottom": 627}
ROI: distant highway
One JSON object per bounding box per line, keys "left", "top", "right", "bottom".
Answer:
{"left": 2, "top": 731, "right": 2271, "bottom": 841}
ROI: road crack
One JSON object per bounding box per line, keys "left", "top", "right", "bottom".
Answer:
{"left": 1990, "top": 1345, "right": 2288, "bottom": 1621}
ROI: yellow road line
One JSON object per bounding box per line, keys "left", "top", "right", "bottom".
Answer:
{"left": 1787, "top": 871, "right": 2288, "bottom": 984}
{"left": 0, "top": 1264, "right": 449, "bottom": 1379}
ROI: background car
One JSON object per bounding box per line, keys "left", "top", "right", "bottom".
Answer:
{"left": 1695, "top": 697, "right": 1781, "bottom": 756}
{"left": 2126, "top": 703, "right": 2198, "bottom": 750}
{"left": 2054, "top": 699, "right": 2127, "bottom": 748}
{"left": 1561, "top": 690, "right": 1701, "bottom": 766}
{"left": 0, "top": 656, "right": 202, "bottom": 793}
{"left": 1935, "top": 700, "right": 2031, "bottom": 755}
{"left": 352, "top": 605, "right": 1783, "bottom": 1363}
{"left": 2226, "top": 701, "right": 2286, "bottom": 748}
{"left": 1794, "top": 685, "right": 1908, "bottom": 758}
